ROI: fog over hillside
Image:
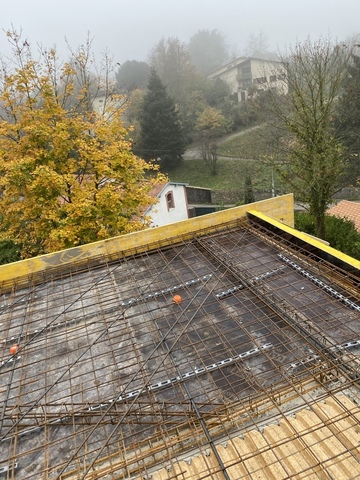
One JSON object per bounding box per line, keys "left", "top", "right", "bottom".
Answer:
{"left": 1, "top": 0, "right": 359, "bottom": 62}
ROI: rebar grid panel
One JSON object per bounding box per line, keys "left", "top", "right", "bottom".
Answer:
{"left": 246, "top": 213, "right": 360, "bottom": 291}
{"left": 0, "top": 224, "right": 359, "bottom": 480}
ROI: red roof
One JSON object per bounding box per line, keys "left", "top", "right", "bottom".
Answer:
{"left": 327, "top": 200, "right": 360, "bottom": 232}
{"left": 148, "top": 182, "right": 167, "bottom": 199}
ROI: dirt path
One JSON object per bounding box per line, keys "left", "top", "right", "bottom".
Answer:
{"left": 183, "top": 124, "right": 261, "bottom": 160}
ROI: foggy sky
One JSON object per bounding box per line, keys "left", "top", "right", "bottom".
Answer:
{"left": 1, "top": 0, "right": 359, "bottom": 63}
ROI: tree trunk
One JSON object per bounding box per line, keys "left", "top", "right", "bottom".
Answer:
{"left": 315, "top": 214, "right": 326, "bottom": 240}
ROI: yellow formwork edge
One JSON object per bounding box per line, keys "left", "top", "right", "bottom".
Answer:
{"left": 0, "top": 194, "right": 294, "bottom": 289}
{"left": 247, "top": 209, "right": 360, "bottom": 271}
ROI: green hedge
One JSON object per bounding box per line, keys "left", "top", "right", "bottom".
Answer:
{"left": 295, "top": 212, "right": 360, "bottom": 260}
{"left": 0, "top": 239, "right": 21, "bottom": 264}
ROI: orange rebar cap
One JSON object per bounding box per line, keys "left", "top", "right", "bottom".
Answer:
{"left": 172, "top": 294, "right": 182, "bottom": 304}
{"left": 9, "top": 344, "right": 19, "bottom": 355}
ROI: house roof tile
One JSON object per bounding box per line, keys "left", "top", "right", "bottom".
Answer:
{"left": 327, "top": 200, "right": 360, "bottom": 232}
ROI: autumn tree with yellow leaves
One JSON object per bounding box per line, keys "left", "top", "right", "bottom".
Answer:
{"left": 0, "top": 31, "right": 165, "bottom": 258}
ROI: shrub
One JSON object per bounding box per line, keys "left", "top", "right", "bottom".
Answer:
{"left": 0, "top": 240, "right": 21, "bottom": 264}
{"left": 295, "top": 212, "right": 360, "bottom": 260}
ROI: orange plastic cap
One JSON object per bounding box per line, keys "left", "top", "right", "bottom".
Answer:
{"left": 172, "top": 294, "right": 182, "bottom": 304}
{"left": 9, "top": 344, "right": 19, "bottom": 355}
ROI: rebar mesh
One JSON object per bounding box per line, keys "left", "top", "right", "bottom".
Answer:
{"left": 0, "top": 221, "right": 359, "bottom": 479}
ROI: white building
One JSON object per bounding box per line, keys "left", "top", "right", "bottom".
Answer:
{"left": 92, "top": 93, "right": 126, "bottom": 120}
{"left": 208, "top": 56, "right": 286, "bottom": 102}
{"left": 146, "top": 182, "right": 189, "bottom": 228}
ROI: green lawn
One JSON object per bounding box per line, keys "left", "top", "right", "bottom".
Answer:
{"left": 167, "top": 126, "right": 281, "bottom": 193}
{"left": 168, "top": 157, "right": 274, "bottom": 192}
{"left": 217, "top": 125, "right": 273, "bottom": 159}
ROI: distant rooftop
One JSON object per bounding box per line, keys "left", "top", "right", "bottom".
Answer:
{"left": 208, "top": 55, "right": 281, "bottom": 78}
{"left": 327, "top": 200, "right": 360, "bottom": 232}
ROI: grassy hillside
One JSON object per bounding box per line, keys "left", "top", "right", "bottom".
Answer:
{"left": 168, "top": 157, "right": 276, "bottom": 191}
{"left": 168, "top": 126, "right": 281, "bottom": 195}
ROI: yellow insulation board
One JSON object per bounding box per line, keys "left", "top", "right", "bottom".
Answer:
{"left": 0, "top": 195, "right": 295, "bottom": 288}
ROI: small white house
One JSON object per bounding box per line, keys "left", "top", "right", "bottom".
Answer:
{"left": 146, "top": 182, "right": 189, "bottom": 227}
{"left": 92, "top": 93, "right": 126, "bottom": 120}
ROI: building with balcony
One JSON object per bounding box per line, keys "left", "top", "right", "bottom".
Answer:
{"left": 208, "top": 56, "right": 286, "bottom": 102}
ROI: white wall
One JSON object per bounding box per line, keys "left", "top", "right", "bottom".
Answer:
{"left": 92, "top": 95, "right": 125, "bottom": 120}
{"left": 249, "top": 59, "right": 287, "bottom": 96}
{"left": 147, "top": 184, "right": 189, "bottom": 227}
{"left": 208, "top": 57, "right": 286, "bottom": 102}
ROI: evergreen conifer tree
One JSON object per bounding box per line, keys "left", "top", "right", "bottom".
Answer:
{"left": 138, "top": 69, "right": 185, "bottom": 170}
{"left": 244, "top": 174, "right": 255, "bottom": 204}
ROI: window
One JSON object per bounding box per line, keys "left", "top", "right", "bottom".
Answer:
{"left": 241, "top": 66, "right": 251, "bottom": 75}
{"left": 255, "top": 77, "right": 267, "bottom": 84}
{"left": 166, "top": 191, "right": 175, "bottom": 210}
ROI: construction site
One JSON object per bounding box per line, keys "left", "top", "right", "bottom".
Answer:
{"left": 0, "top": 194, "right": 359, "bottom": 479}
